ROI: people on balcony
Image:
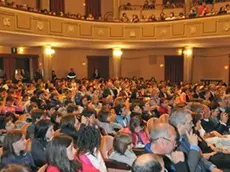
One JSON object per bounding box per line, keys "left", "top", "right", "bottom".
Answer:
{"left": 199, "top": 2, "right": 209, "bottom": 16}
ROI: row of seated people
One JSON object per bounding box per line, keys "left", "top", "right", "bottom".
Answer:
{"left": 121, "top": 2, "right": 230, "bottom": 23}
{"left": 0, "top": 0, "right": 229, "bottom": 23}
{"left": 0, "top": 77, "right": 229, "bottom": 171}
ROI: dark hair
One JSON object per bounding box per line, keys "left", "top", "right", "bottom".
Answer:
{"left": 129, "top": 116, "right": 145, "bottom": 133}
{"left": 2, "top": 130, "right": 23, "bottom": 158}
{"left": 0, "top": 164, "right": 32, "bottom": 172}
{"left": 81, "top": 107, "right": 96, "bottom": 118}
{"left": 34, "top": 119, "right": 53, "bottom": 141}
{"left": 98, "top": 111, "right": 109, "bottom": 123}
{"left": 67, "top": 104, "right": 78, "bottom": 113}
{"left": 113, "top": 133, "right": 132, "bottom": 154}
{"left": 31, "top": 109, "right": 44, "bottom": 123}
{"left": 77, "top": 126, "right": 101, "bottom": 156}
{"left": 60, "top": 114, "right": 76, "bottom": 128}
{"left": 47, "top": 135, "right": 82, "bottom": 172}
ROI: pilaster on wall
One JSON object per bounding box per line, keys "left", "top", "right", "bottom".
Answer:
{"left": 40, "top": 0, "right": 50, "bottom": 10}
{"left": 183, "top": 47, "right": 193, "bottom": 83}
{"left": 113, "top": 0, "right": 120, "bottom": 20}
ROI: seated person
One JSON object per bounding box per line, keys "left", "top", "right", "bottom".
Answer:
{"left": 1, "top": 130, "right": 36, "bottom": 171}
{"left": 97, "top": 110, "right": 122, "bottom": 135}
{"left": 131, "top": 154, "right": 163, "bottom": 172}
{"left": 0, "top": 164, "right": 32, "bottom": 172}
{"left": 31, "top": 119, "right": 54, "bottom": 167}
{"left": 121, "top": 13, "right": 129, "bottom": 22}
{"left": 122, "top": 115, "right": 149, "bottom": 147}
{"left": 86, "top": 14, "right": 94, "bottom": 21}
{"left": 109, "top": 133, "right": 136, "bottom": 166}
{"left": 46, "top": 135, "right": 99, "bottom": 172}
{"left": 77, "top": 126, "right": 107, "bottom": 172}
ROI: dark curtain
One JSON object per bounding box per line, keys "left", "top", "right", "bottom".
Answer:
{"left": 85, "top": 0, "right": 101, "bottom": 19}
{"left": 32, "top": 57, "right": 38, "bottom": 73}
{"left": 3, "top": 57, "right": 16, "bottom": 80}
{"left": 36, "top": 0, "right": 40, "bottom": 10}
{"left": 50, "top": 0, "right": 65, "bottom": 13}
{"left": 165, "top": 55, "right": 183, "bottom": 84}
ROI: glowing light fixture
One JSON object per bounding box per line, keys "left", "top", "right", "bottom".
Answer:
{"left": 18, "top": 47, "right": 24, "bottom": 54}
{"left": 113, "top": 48, "right": 123, "bottom": 57}
{"left": 44, "top": 46, "right": 55, "bottom": 55}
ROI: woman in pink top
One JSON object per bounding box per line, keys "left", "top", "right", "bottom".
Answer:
{"left": 1, "top": 96, "right": 23, "bottom": 115}
{"left": 46, "top": 135, "right": 99, "bottom": 172}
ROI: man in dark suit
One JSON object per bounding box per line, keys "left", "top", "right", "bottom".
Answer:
{"left": 169, "top": 108, "right": 222, "bottom": 172}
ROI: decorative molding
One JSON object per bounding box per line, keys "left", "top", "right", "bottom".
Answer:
{"left": 98, "top": 29, "right": 104, "bottom": 36}
{"left": 37, "top": 21, "right": 44, "bottom": 31}
{"left": 3, "top": 17, "right": 10, "bottom": 27}
{"left": 68, "top": 25, "right": 74, "bottom": 33}
{"left": 160, "top": 29, "right": 167, "bottom": 36}
{"left": 223, "top": 23, "right": 230, "bottom": 31}
{"left": 190, "top": 26, "right": 196, "bottom": 34}
{"left": 130, "top": 30, "right": 136, "bottom": 37}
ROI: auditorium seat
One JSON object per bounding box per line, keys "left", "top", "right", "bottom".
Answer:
{"left": 38, "top": 164, "right": 48, "bottom": 172}
{"left": 147, "top": 117, "right": 159, "bottom": 136}
{"left": 100, "top": 135, "right": 114, "bottom": 158}
{"left": 159, "top": 113, "right": 169, "bottom": 123}
{"left": 104, "top": 159, "right": 131, "bottom": 172}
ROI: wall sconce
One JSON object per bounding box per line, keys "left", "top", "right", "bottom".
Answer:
{"left": 160, "top": 64, "right": 164, "bottom": 68}
{"left": 44, "top": 46, "right": 55, "bottom": 55}
{"left": 113, "top": 48, "right": 123, "bottom": 57}
{"left": 224, "top": 65, "right": 228, "bottom": 70}
{"left": 178, "top": 48, "right": 193, "bottom": 56}
{"left": 18, "top": 47, "right": 24, "bottom": 54}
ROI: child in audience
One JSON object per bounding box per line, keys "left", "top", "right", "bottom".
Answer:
{"left": 97, "top": 110, "right": 123, "bottom": 135}
{"left": 46, "top": 135, "right": 98, "bottom": 172}
{"left": 77, "top": 126, "right": 107, "bottom": 172}
{"left": 109, "top": 133, "right": 136, "bottom": 166}
{"left": 31, "top": 119, "right": 54, "bottom": 167}
{"left": 1, "top": 130, "right": 36, "bottom": 171}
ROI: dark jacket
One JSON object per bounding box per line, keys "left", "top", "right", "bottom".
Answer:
{"left": 31, "top": 138, "right": 48, "bottom": 167}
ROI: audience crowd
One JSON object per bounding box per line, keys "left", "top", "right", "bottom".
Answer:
{"left": 0, "top": 67, "right": 228, "bottom": 172}
{"left": 0, "top": 0, "right": 230, "bottom": 22}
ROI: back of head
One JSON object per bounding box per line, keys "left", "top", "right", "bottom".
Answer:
{"left": 77, "top": 126, "right": 101, "bottom": 156}
{"left": 31, "top": 109, "right": 44, "bottom": 123}
{"left": 0, "top": 164, "right": 32, "bottom": 172}
{"left": 113, "top": 133, "right": 133, "bottom": 154}
{"left": 132, "top": 154, "right": 162, "bottom": 172}
{"left": 149, "top": 123, "right": 173, "bottom": 142}
{"left": 169, "top": 108, "right": 190, "bottom": 128}
{"left": 34, "top": 119, "right": 53, "bottom": 140}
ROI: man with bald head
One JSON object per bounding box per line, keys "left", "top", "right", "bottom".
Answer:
{"left": 146, "top": 122, "right": 188, "bottom": 172}
{"left": 132, "top": 154, "right": 162, "bottom": 172}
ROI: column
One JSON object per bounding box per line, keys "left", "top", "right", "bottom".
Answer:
{"left": 112, "top": 48, "right": 122, "bottom": 78}
{"left": 40, "top": 0, "right": 50, "bottom": 10}
{"left": 42, "top": 46, "right": 54, "bottom": 81}
{"left": 183, "top": 47, "right": 193, "bottom": 83}
{"left": 184, "top": 0, "right": 191, "bottom": 15}
{"left": 113, "top": 0, "right": 120, "bottom": 20}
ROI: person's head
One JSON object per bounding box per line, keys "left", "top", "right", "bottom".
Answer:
{"left": 47, "top": 135, "right": 82, "bottom": 172}
{"left": 77, "top": 126, "right": 101, "bottom": 156}
{"left": 35, "top": 119, "right": 54, "bottom": 142}
{"left": 6, "top": 96, "right": 14, "bottom": 106}
{"left": 150, "top": 123, "right": 177, "bottom": 155}
{"left": 202, "top": 104, "right": 211, "bottom": 119}
{"left": 209, "top": 102, "right": 220, "bottom": 118}
{"left": 67, "top": 104, "right": 79, "bottom": 116}
{"left": 132, "top": 154, "right": 163, "bottom": 172}
{"left": 31, "top": 109, "right": 44, "bottom": 123}
{"left": 160, "top": 99, "right": 169, "bottom": 108}
{"left": 129, "top": 115, "right": 145, "bottom": 133}
{"left": 51, "top": 111, "right": 62, "bottom": 124}
{"left": 113, "top": 133, "right": 133, "bottom": 154}
{"left": 81, "top": 107, "right": 96, "bottom": 124}
{"left": 98, "top": 110, "right": 112, "bottom": 123}
{"left": 60, "top": 114, "right": 78, "bottom": 129}
{"left": 169, "top": 108, "right": 194, "bottom": 136}
{"left": 3, "top": 130, "right": 26, "bottom": 156}
{"left": 0, "top": 164, "right": 32, "bottom": 172}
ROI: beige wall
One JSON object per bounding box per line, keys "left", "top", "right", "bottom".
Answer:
{"left": 192, "top": 48, "right": 230, "bottom": 84}
{"left": 101, "top": 0, "right": 113, "bottom": 19}
{"left": 65, "top": 0, "right": 85, "bottom": 15}
{"left": 8, "top": 0, "right": 36, "bottom": 8}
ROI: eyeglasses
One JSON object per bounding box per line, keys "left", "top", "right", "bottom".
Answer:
{"left": 152, "top": 137, "right": 177, "bottom": 146}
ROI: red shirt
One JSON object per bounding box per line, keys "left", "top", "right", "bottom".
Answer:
{"left": 46, "top": 163, "right": 100, "bottom": 172}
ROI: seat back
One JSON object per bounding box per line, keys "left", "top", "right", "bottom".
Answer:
{"left": 100, "top": 135, "right": 114, "bottom": 159}
{"left": 105, "top": 159, "right": 131, "bottom": 172}
{"left": 159, "top": 113, "right": 169, "bottom": 123}
{"left": 147, "top": 117, "right": 159, "bottom": 136}
{"left": 38, "top": 164, "right": 48, "bottom": 172}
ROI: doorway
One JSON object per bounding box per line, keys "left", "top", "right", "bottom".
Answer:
{"left": 87, "top": 56, "right": 109, "bottom": 80}
{"left": 164, "top": 55, "right": 184, "bottom": 84}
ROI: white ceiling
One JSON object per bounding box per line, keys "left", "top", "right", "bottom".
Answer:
{"left": 1, "top": 31, "right": 230, "bottom": 49}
